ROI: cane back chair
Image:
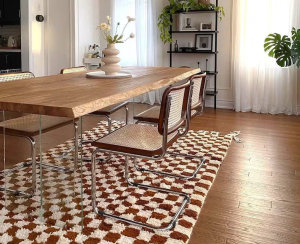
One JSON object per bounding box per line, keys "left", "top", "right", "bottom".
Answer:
{"left": 90, "top": 80, "right": 194, "bottom": 231}
{"left": 131, "top": 73, "right": 207, "bottom": 180}
{"left": 0, "top": 72, "right": 78, "bottom": 197}
{"left": 134, "top": 72, "right": 207, "bottom": 123}
{"left": 61, "top": 66, "right": 129, "bottom": 132}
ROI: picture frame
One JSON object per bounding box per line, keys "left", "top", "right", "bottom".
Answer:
{"left": 200, "top": 22, "right": 213, "bottom": 31}
{"left": 195, "top": 34, "right": 213, "bottom": 51}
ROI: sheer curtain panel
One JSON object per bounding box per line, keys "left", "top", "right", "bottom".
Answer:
{"left": 111, "top": 0, "right": 165, "bottom": 104}
{"left": 232, "top": 0, "right": 299, "bottom": 115}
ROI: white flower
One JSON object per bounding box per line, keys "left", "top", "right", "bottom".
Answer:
{"left": 126, "top": 16, "right": 136, "bottom": 22}
{"left": 99, "top": 23, "right": 107, "bottom": 30}
{"left": 107, "top": 16, "right": 112, "bottom": 24}
{"left": 105, "top": 25, "right": 111, "bottom": 31}
{"left": 130, "top": 33, "right": 135, "bottom": 38}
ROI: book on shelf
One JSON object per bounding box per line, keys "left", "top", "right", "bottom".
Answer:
{"left": 181, "top": 27, "right": 198, "bottom": 31}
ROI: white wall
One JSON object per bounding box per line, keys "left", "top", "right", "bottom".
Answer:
{"left": 21, "top": 0, "right": 45, "bottom": 76}
{"left": 298, "top": 70, "right": 300, "bottom": 110}
{"left": 21, "top": 0, "right": 100, "bottom": 76}
{"left": 44, "top": 0, "right": 71, "bottom": 75}
{"left": 76, "top": 0, "right": 100, "bottom": 66}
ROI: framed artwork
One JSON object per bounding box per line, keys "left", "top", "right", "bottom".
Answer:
{"left": 200, "top": 22, "right": 213, "bottom": 31}
{"left": 195, "top": 34, "right": 213, "bottom": 51}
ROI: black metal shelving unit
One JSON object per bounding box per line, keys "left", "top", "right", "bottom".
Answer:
{"left": 169, "top": 0, "right": 219, "bottom": 109}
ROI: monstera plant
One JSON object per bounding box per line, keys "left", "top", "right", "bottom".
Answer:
{"left": 264, "top": 27, "right": 300, "bottom": 67}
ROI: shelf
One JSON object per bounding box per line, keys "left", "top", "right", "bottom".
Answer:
{"left": 203, "top": 71, "right": 218, "bottom": 75}
{"left": 171, "top": 31, "right": 219, "bottom": 34}
{"left": 175, "top": 10, "right": 218, "bottom": 14}
{"left": 168, "top": 51, "right": 218, "bottom": 54}
{"left": 206, "top": 90, "right": 218, "bottom": 96}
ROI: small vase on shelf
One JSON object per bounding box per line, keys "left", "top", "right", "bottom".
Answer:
{"left": 101, "top": 44, "right": 121, "bottom": 75}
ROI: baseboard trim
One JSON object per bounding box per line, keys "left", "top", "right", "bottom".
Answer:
{"left": 205, "top": 99, "right": 234, "bottom": 110}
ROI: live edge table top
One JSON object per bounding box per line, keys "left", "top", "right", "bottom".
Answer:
{"left": 0, "top": 67, "right": 200, "bottom": 118}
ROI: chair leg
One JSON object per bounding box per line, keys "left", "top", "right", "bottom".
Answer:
{"left": 125, "top": 105, "right": 129, "bottom": 125}
{"left": 91, "top": 150, "right": 190, "bottom": 231}
{"left": 134, "top": 153, "right": 206, "bottom": 180}
{"left": 0, "top": 136, "right": 37, "bottom": 198}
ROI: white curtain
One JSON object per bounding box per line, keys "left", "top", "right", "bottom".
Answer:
{"left": 232, "top": 0, "right": 299, "bottom": 115}
{"left": 111, "top": 0, "right": 165, "bottom": 104}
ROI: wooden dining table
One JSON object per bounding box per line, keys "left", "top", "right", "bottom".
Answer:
{"left": 0, "top": 67, "right": 200, "bottom": 118}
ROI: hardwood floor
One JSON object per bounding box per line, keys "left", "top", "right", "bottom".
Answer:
{"left": 189, "top": 109, "right": 300, "bottom": 244}
{"left": 1, "top": 106, "right": 300, "bottom": 244}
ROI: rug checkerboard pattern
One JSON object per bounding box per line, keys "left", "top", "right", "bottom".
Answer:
{"left": 0, "top": 121, "right": 234, "bottom": 244}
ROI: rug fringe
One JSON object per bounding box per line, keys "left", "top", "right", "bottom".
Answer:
{"left": 229, "top": 131, "right": 242, "bottom": 143}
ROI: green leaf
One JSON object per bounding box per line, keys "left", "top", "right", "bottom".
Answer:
{"left": 264, "top": 33, "right": 292, "bottom": 67}
{"left": 291, "top": 29, "right": 300, "bottom": 67}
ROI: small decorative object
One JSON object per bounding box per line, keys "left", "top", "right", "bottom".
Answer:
{"left": 195, "top": 34, "right": 213, "bottom": 51}
{"left": 175, "top": 40, "right": 179, "bottom": 52}
{"left": 199, "top": 0, "right": 211, "bottom": 5}
{"left": 182, "top": 17, "right": 198, "bottom": 31}
{"left": 200, "top": 22, "right": 213, "bottom": 31}
{"left": 180, "top": 47, "right": 197, "bottom": 53}
{"left": 98, "top": 16, "right": 135, "bottom": 75}
{"left": 186, "top": 18, "right": 192, "bottom": 28}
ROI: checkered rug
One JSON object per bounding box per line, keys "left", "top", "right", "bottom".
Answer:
{"left": 0, "top": 121, "right": 238, "bottom": 244}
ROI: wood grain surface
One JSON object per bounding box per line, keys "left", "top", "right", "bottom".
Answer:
{"left": 0, "top": 67, "right": 199, "bottom": 118}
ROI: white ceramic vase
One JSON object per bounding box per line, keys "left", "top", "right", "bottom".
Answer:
{"left": 101, "top": 44, "right": 121, "bottom": 75}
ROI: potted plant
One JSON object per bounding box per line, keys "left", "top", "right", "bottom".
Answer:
{"left": 158, "top": 0, "right": 225, "bottom": 43}
{"left": 264, "top": 27, "right": 300, "bottom": 67}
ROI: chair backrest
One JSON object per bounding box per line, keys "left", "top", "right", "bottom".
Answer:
{"left": 0, "top": 72, "right": 35, "bottom": 83}
{"left": 158, "top": 80, "right": 191, "bottom": 136}
{"left": 190, "top": 73, "right": 207, "bottom": 109}
{"left": 60, "top": 66, "right": 87, "bottom": 74}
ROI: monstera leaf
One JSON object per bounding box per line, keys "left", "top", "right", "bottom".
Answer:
{"left": 291, "top": 27, "right": 300, "bottom": 67}
{"left": 264, "top": 33, "right": 292, "bottom": 67}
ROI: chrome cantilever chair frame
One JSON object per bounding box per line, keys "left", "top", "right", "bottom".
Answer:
{"left": 91, "top": 81, "right": 194, "bottom": 231}
{"left": 0, "top": 123, "right": 78, "bottom": 197}
{"left": 0, "top": 72, "right": 79, "bottom": 197}
{"left": 133, "top": 74, "right": 207, "bottom": 180}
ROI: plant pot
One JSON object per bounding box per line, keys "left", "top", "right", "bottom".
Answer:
{"left": 101, "top": 44, "right": 121, "bottom": 75}
{"left": 199, "top": 0, "right": 211, "bottom": 4}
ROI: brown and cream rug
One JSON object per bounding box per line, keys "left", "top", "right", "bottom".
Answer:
{"left": 0, "top": 121, "right": 239, "bottom": 244}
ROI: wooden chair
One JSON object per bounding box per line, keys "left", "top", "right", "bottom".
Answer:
{"left": 90, "top": 80, "right": 194, "bottom": 231}
{"left": 134, "top": 72, "right": 207, "bottom": 123}
{"left": 61, "top": 66, "right": 129, "bottom": 132}
{"left": 0, "top": 72, "right": 78, "bottom": 197}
